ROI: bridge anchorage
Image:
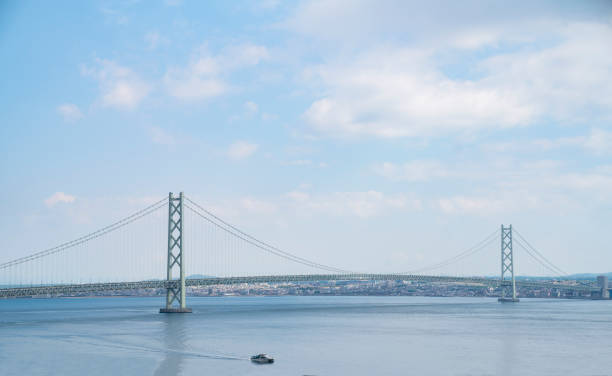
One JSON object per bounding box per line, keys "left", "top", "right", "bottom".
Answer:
{"left": 499, "top": 225, "right": 519, "bottom": 303}
{"left": 160, "top": 192, "right": 191, "bottom": 313}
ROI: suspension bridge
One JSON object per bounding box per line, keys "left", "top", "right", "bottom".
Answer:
{"left": 0, "top": 192, "right": 609, "bottom": 312}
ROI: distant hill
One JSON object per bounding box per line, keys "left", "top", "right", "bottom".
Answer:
{"left": 189, "top": 273, "right": 609, "bottom": 281}
{"left": 186, "top": 274, "right": 217, "bottom": 279}
{"left": 512, "top": 273, "right": 611, "bottom": 280}
{"left": 183, "top": 274, "right": 611, "bottom": 281}
{"left": 565, "top": 272, "right": 612, "bottom": 280}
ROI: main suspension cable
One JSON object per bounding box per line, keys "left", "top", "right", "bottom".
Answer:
{"left": 401, "top": 228, "right": 500, "bottom": 274}
{"left": 513, "top": 229, "right": 567, "bottom": 276}
{"left": 184, "top": 203, "right": 352, "bottom": 274}
{"left": 513, "top": 237, "right": 565, "bottom": 276}
{"left": 0, "top": 197, "right": 168, "bottom": 270}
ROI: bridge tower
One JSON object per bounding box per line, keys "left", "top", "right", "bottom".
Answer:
{"left": 160, "top": 192, "right": 192, "bottom": 313}
{"left": 499, "top": 224, "right": 519, "bottom": 302}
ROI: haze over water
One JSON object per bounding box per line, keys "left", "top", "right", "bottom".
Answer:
{"left": 1, "top": 296, "right": 611, "bottom": 376}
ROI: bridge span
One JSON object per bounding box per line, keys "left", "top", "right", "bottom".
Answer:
{"left": 1, "top": 192, "right": 609, "bottom": 308}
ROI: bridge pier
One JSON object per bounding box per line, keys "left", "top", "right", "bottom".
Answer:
{"left": 160, "top": 307, "right": 192, "bottom": 313}
{"left": 498, "top": 225, "right": 519, "bottom": 303}
{"left": 160, "top": 192, "right": 191, "bottom": 313}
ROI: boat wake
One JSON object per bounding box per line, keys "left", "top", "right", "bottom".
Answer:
{"left": 59, "top": 336, "right": 247, "bottom": 361}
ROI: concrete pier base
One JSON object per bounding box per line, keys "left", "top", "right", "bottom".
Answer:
{"left": 159, "top": 307, "right": 192, "bottom": 313}
{"left": 498, "top": 298, "right": 520, "bottom": 303}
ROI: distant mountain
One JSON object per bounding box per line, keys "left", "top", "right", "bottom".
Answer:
{"left": 186, "top": 274, "right": 217, "bottom": 279}
{"left": 151, "top": 274, "right": 611, "bottom": 281}
{"left": 183, "top": 274, "right": 611, "bottom": 281}
{"left": 565, "top": 272, "right": 612, "bottom": 280}
{"left": 512, "top": 273, "right": 611, "bottom": 280}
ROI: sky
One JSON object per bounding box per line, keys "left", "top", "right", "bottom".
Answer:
{"left": 1, "top": 0, "right": 612, "bottom": 277}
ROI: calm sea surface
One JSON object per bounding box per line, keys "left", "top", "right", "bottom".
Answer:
{"left": 1, "top": 296, "right": 611, "bottom": 375}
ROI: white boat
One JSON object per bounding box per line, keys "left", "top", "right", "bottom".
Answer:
{"left": 250, "top": 354, "right": 274, "bottom": 364}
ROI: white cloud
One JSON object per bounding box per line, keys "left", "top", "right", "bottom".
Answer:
{"left": 285, "top": 190, "right": 310, "bottom": 202}
{"left": 294, "top": 10, "right": 612, "bottom": 138}
{"left": 165, "top": 69, "right": 228, "bottom": 100}
{"left": 375, "top": 160, "right": 451, "bottom": 182}
{"left": 430, "top": 159, "right": 612, "bottom": 214}
{"left": 582, "top": 129, "right": 612, "bottom": 155}
{"left": 227, "top": 140, "right": 259, "bottom": 160}
{"left": 244, "top": 100, "right": 258, "bottom": 113}
{"left": 283, "top": 0, "right": 606, "bottom": 47}
{"left": 240, "top": 197, "right": 277, "bottom": 213}
{"left": 261, "top": 112, "right": 277, "bottom": 121}
{"left": 449, "top": 29, "right": 503, "bottom": 49}
{"left": 287, "top": 190, "right": 420, "bottom": 218}
{"left": 102, "top": 82, "right": 149, "bottom": 109}
{"left": 57, "top": 103, "right": 83, "bottom": 122}
{"left": 479, "top": 22, "right": 612, "bottom": 124}
{"left": 364, "top": 155, "right": 612, "bottom": 215}
{"left": 164, "top": 44, "right": 269, "bottom": 101}
{"left": 225, "top": 44, "right": 269, "bottom": 67}
{"left": 220, "top": 190, "right": 420, "bottom": 220}
{"left": 543, "top": 171, "right": 612, "bottom": 200}
{"left": 302, "top": 47, "right": 535, "bottom": 138}
{"left": 282, "top": 159, "right": 312, "bottom": 166}
{"left": 148, "top": 126, "right": 176, "bottom": 146}
{"left": 82, "top": 59, "right": 150, "bottom": 110}
{"left": 438, "top": 196, "right": 507, "bottom": 214}
{"left": 145, "top": 32, "right": 169, "bottom": 50}
{"left": 283, "top": 0, "right": 406, "bottom": 43}
{"left": 99, "top": 7, "right": 128, "bottom": 25}
{"left": 44, "top": 192, "right": 76, "bottom": 207}
{"left": 484, "top": 129, "right": 612, "bottom": 155}
{"left": 259, "top": 0, "right": 281, "bottom": 10}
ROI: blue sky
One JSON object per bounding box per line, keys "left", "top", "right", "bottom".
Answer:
{"left": 1, "top": 0, "right": 612, "bottom": 276}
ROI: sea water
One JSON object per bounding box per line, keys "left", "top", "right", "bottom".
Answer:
{"left": 1, "top": 296, "right": 611, "bottom": 375}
